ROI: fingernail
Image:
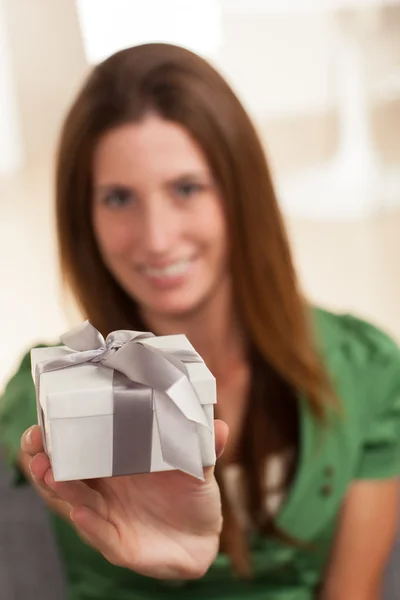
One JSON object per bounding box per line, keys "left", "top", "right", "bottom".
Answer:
{"left": 26, "top": 428, "right": 33, "bottom": 446}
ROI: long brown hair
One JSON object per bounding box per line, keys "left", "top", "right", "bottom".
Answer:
{"left": 56, "top": 43, "right": 333, "bottom": 575}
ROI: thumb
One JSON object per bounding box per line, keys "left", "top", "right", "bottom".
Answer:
{"left": 214, "top": 419, "right": 229, "bottom": 460}
{"left": 204, "top": 419, "right": 229, "bottom": 482}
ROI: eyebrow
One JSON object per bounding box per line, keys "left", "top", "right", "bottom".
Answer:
{"left": 165, "top": 171, "right": 213, "bottom": 186}
{"left": 94, "top": 171, "right": 212, "bottom": 190}
{"left": 93, "top": 183, "right": 133, "bottom": 192}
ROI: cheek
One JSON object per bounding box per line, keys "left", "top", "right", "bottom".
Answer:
{"left": 93, "top": 210, "right": 135, "bottom": 261}
{"left": 199, "top": 198, "right": 228, "bottom": 256}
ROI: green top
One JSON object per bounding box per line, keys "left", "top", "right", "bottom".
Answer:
{"left": 1, "top": 308, "right": 400, "bottom": 600}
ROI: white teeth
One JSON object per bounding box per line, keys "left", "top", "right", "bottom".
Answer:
{"left": 143, "top": 259, "right": 192, "bottom": 278}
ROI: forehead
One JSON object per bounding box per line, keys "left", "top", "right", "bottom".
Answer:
{"left": 92, "top": 115, "right": 210, "bottom": 182}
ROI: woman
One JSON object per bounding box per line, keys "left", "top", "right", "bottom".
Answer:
{"left": 1, "top": 43, "right": 400, "bottom": 600}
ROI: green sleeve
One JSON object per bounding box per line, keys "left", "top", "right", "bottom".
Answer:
{"left": 343, "top": 315, "right": 400, "bottom": 480}
{"left": 0, "top": 347, "right": 43, "bottom": 485}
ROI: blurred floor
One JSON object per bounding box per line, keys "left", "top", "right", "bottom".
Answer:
{"left": 0, "top": 452, "right": 66, "bottom": 600}
{"left": 0, "top": 159, "right": 399, "bottom": 391}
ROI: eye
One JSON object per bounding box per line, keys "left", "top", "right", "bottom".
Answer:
{"left": 174, "top": 181, "right": 204, "bottom": 199}
{"left": 100, "top": 187, "right": 135, "bottom": 208}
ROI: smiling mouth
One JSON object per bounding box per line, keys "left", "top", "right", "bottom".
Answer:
{"left": 140, "top": 257, "right": 194, "bottom": 279}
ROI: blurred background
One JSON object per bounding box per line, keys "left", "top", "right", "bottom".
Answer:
{"left": 0, "top": 2, "right": 400, "bottom": 598}
{"left": 0, "top": 0, "right": 400, "bottom": 390}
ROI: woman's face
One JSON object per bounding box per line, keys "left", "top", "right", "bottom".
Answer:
{"left": 92, "top": 114, "right": 229, "bottom": 319}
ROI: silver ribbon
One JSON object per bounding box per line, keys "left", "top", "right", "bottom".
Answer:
{"left": 34, "top": 321, "right": 211, "bottom": 480}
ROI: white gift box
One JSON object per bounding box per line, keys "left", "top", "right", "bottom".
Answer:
{"left": 31, "top": 328, "right": 216, "bottom": 482}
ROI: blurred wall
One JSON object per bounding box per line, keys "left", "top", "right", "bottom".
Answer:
{"left": 217, "top": 8, "right": 400, "bottom": 176}
{"left": 2, "top": 2, "right": 400, "bottom": 176}
{"left": 2, "top": 0, "right": 87, "bottom": 164}
{"left": 0, "top": 0, "right": 23, "bottom": 175}
{"left": 0, "top": 2, "right": 399, "bottom": 389}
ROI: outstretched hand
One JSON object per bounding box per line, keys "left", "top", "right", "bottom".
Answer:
{"left": 20, "top": 421, "right": 228, "bottom": 580}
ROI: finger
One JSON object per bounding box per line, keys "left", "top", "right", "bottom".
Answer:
{"left": 28, "top": 452, "right": 105, "bottom": 514}
{"left": 29, "top": 452, "right": 60, "bottom": 499}
{"left": 21, "top": 425, "right": 44, "bottom": 456}
{"left": 70, "top": 506, "right": 122, "bottom": 566}
{"left": 29, "top": 452, "right": 51, "bottom": 480}
{"left": 43, "top": 470, "right": 108, "bottom": 519}
{"left": 29, "top": 452, "right": 107, "bottom": 518}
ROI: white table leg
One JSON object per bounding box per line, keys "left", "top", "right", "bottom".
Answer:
{"left": 278, "top": 8, "right": 400, "bottom": 220}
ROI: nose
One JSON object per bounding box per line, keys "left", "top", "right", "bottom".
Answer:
{"left": 141, "top": 197, "right": 179, "bottom": 257}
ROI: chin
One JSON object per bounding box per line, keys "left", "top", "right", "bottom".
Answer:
{"left": 150, "top": 301, "right": 199, "bottom": 319}
{"left": 143, "top": 291, "right": 208, "bottom": 321}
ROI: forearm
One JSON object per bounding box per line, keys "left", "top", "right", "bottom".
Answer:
{"left": 320, "top": 581, "right": 380, "bottom": 600}
{"left": 321, "top": 594, "right": 379, "bottom": 600}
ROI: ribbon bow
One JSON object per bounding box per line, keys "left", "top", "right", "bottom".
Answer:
{"left": 35, "top": 321, "right": 211, "bottom": 480}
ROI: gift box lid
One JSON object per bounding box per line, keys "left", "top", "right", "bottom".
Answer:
{"left": 31, "top": 346, "right": 115, "bottom": 419}
{"left": 31, "top": 346, "right": 70, "bottom": 379}
{"left": 141, "top": 334, "right": 217, "bottom": 406}
{"left": 31, "top": 333, "right": 216, "bottom": 421}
